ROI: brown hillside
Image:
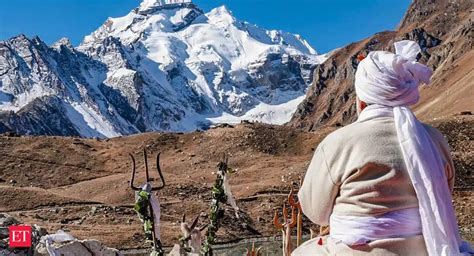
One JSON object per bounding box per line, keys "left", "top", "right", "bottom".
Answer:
{"left": 288, "top": 0, "right": 473, "bottom": 130}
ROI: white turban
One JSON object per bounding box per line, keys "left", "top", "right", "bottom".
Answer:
{"left": 354, "top": 41, "right": 472, "bottom": 255}
{"left": 355, "top": 40, "right": 432, "bottom": 107}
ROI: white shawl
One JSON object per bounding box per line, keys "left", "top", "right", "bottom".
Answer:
{"left": 355, "top": 40, "right": 471, "bottom": 256}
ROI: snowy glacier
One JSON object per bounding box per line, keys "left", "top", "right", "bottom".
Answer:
{"left": 0, "top": 0, "right": 326, "bottom": 137}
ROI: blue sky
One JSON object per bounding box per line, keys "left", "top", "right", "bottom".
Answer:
{"left": 0, "top": 0, "right": 411, "bottom": 53}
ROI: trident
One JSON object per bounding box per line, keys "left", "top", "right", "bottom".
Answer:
{"left": 274, "top": 204, "right": 297, "bottom": 256}
{"left": 288, "top": 188, "right": 302, "bottom": 246}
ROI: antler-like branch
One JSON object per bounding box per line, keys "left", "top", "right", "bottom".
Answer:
{"left": 199, "top": 224, "right": 208, "bottom": 232}
{"left": 190, "top": 214, "right": 200, "bottom": 230}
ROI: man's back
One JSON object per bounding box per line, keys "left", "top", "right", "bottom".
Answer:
{"left": 296, "top": 116, "right": 454, "bottom": 255}
{"left": 299, "top": 116, "right": 454, "bottom": 224}
{"left": 325, "top": 116, "right": 417, "bottom": 217}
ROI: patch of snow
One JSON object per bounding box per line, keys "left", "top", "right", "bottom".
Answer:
{"left": 207, "top": 94, "right": 306, "bottom": 125}
{"left": 0, "top": 84, "right": 55, "bottom": 111}
{"left": 109, "top": 68, "right": 136, "bottom": 78}
{"left": 65, "top": 102, "right": 121, "bottom": 138}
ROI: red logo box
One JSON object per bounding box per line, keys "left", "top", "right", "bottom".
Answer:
{"left": 9, "top": 225, "right": 32, "bottom": 248}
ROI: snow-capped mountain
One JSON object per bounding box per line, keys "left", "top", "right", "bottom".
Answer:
{"left": 0, "top": 0, "right": 325, "bottom": 137}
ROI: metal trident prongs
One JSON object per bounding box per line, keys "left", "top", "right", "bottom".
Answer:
{"left": 288, "top": 188, "right": 303, "bottom": 246}
{"left": 130, "top": 148, "right": 165, "bottom": 191}
{"left": 129, "top": 148, "right": 166, "bottom": 255}
{"left": 274, "top": 204, "right": 297, "bottom": 256}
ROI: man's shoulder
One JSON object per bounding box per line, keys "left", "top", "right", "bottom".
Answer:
{"left": 318, "top": 117, "right": 396, "bottom": 151}
{"left": 322, "top": 119, "right": 382, "bottom": 141}
{"left": 319, "top": 121, "right": 369, "bottom": 148}
{"left": 322, "top": 123, "right": 359, "bottom": 142}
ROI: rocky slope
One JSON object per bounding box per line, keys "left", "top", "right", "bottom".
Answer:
{"left": 0, "top": 0, "right": 324, "bottom": 138}
{"left": 289, "top": 0, "right": 473, "bottom": 131}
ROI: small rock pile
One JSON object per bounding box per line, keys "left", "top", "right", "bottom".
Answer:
{"left": 0, "top": 213, "right": 122, "bottom": 256}
{"left": 35, "top": 236, "right": 122, "bottom": 256}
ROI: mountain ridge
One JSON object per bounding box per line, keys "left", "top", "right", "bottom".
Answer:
{"left": 0, "top": 1, "right": 323, "bottom": 137}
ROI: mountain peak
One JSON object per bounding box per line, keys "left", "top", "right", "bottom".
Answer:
{"left": 207, "top": 5, "right": 235, "bottom": 25}
{"left": 212, "top": 5, "right": 232, "bottom": 15}
{"left": 139, "top": 0, "right": 192, "bottom": 10}
{"left": 52, "top": 37, "right": 73, "bottom": 50}
{"left": 9, "top": 34, "right": 30, "bottom": 43}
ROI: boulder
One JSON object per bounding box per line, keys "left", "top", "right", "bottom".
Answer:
{"left": 35, "top": 231, "right": 122, "bottom": 256}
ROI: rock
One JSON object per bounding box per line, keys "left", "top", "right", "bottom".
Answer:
{"left": 2, "top": 131, "right": 19, "bottom": 137}
{"left": 168, "top": 244, "right": 182, "bottom": 256}
{"left": 460, "top": 111, "right": 472, "bottom": 115}
{"left": 0, "top": 227, "right": 8, "bottom": 240}
{"left": 90, "top": 206, "right": 98, "bottom": 215}
{"left": 211, "top": 123, "right": 235, "bottom": 129}
{"left": 35, "top": 233, "right": 122, "bottom": 256}
{"left": 31, "top": 225, "right": 48, "bottom": 252}
{"left": 0, "top": 213, "right": 20, "bottom": 227}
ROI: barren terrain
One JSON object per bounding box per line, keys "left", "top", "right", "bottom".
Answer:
{"left": 1, "top": 115, "right": 472, "bottom": 250}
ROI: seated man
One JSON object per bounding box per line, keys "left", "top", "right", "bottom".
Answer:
{"left": 293, "top": 41, "right": 472, "bottom": 256}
